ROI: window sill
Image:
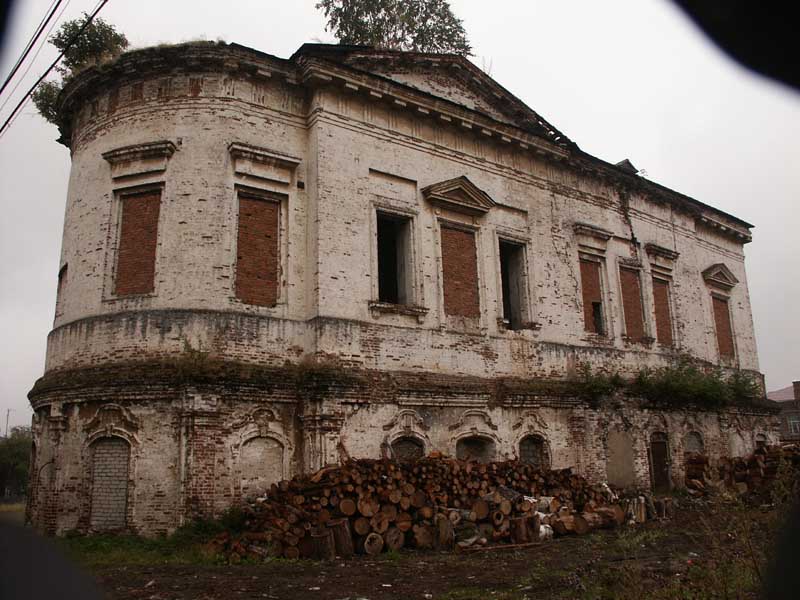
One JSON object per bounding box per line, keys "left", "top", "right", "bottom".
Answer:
{"left": 369, "top": 301, "right": 429, "bottom": 323}
{"left": 622, "top": 335, "right": 655, "bottom": 347}
{"left": 581, "top": 333, "right": 613, "bottom": 346}
{"left": 497, "top": 318, "right": 542, "bottom": 332}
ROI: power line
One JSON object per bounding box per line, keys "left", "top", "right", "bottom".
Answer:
{"left": 0, "top": 0, "right": 72, "bottom": 116}
{"left": 0, "top": 0, "right": 110, "bottom": 139}
{"left": 0, "top": 0, "right": 64, "bottom": 100}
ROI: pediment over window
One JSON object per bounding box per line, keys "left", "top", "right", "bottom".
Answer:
{"left": 102, "top": 140, "right": 176, "bottom": 179}
{"left": 422, "top": 176, "right": 495, "bottom": 216}
{"left": 702, "top": 263, "right": 738, "bottom": 291}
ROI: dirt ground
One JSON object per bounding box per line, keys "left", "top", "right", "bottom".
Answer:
{"left": 88, "top": 503, "right": 760, "bottom": 600}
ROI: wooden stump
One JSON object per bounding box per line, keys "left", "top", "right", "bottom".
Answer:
{"left": 434, "top": 513, "right": 455, "bottom": 550}
{"left": 339, "top": 498, "right": 357, "bottom": 516}
{"left": 310, "top": 528, "right": 336, "bottom": 560}
{"left": 326, "top": 518, "right": 354, "bottom": 558}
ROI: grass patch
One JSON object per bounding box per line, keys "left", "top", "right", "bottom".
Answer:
{"left": 611, "top": 528, "right": 668, "bottom": 554}
{"left": 60, "top": 519, "right": 229, "bottom": 567}
{"left": 0, "top": 503, "right": 24, "bottom": 513}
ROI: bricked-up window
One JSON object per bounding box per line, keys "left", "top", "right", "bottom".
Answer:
{"left": 579, "top": 259, "right": 605, "bottom": 335}
{"left": 712, "top": 296, "right": 735, "bottom": 358}
{"left": 440, "top": 226, "right": 480, "bottom": 318}
{"left": 391, "top": 437, "right": 424, "bottom": 462}
{"left": 114, "top": 190, "right": 161, "bottom": 296}
{"left": 520, "top": 435, "right": 550, "bottom": 468}
{"left": 236, "top": 192, "right": 281, "bottom": 307}
{"left": 619, "top": 267, "right": 645, "bottom": 341}
{"left": 652, "top": 277, "right": 673, "bottom": 346}
{"left": 499, "top": 240, "right": 526, "bottom": 330}
{"left": 89, "top": 437, "right": 130, "bottom": 531}
{"left": 377, "top": 212, "right": 412, "bottom": 304}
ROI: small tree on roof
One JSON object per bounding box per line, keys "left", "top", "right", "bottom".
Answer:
{"left": 316, "top": 0, "right": 472, "bottom": 56}
{"left": 32, "top": 14, "right": 128, "bottom": 125}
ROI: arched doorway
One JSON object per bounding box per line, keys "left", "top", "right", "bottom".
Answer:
{"left": 391, "top": 436, "right": 424, "bottom": 462}
{"left": 239, "top": 436, "right": 284, "bottom": 498}
{"left": 456, "top": 436, "right": 495, "bottom": 463}
{"left": 649, "top": 432, "right": 671, "bottom": 493}
{"left": 519, "top": 434, "right": 550, "bottom": 468}
{"left": 89, "top": 437, "right": 131, "bottom": 531}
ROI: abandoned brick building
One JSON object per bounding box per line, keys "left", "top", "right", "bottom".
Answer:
{"left": 27, "top": 42, "right": 778, "bottom": 535}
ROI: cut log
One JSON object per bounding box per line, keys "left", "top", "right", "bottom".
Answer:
{"left": 413, "top": 524, "right": 435, "bottom": 549}
{"left": 472, "top": 499, "right": 490, "bottom": 520}
{"left": 395, "top": 512, "right": 413, "bottom": 532}
{"left": 363, "top": 532, "right": 384, "bottom": 555}
{"left": 383, "top": 526, "right": 405, "bottom": 551}
{"left": 339, "top": 498, "right": 357, "bottom": 516}
{"left": 509, "top": 516, "right": 529, "bottom": 543}
{"left": 434, "top": 513, "right": 455, "bottom": 550}
{"left": 353, "top": 516, "right": 371, "bottom": 536}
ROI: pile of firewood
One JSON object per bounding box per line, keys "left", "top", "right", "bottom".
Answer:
{"left": 718, "top": 444, "right": 800, "bottom": 497}
{"left": 209, "top": 456, "right": 630, "bottom": 562}
{"left": 684, "top": 445, "right": 800, "bottom": 499}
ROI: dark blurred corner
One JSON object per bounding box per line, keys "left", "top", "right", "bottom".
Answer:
{"left": 673, "top": 1, "right": 800, "bottom": 91}
{"left": 0, "top": 0, "right": 14, "bottom": 58}
{"left": 0, "top": 523, "right": 105, "bottom": 600}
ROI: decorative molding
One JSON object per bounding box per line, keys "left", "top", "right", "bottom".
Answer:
{"left": 422, "top": 176, "right": 496, "bottom": 216}
{"left": 511, "top": 410, "right": 550, "bottom": 431}
{"left": 102, "top": 140, "right": 176, "bottom": 180}
{"left": 702, "top": 263, "right": 739, "bottom": 291}
{"left": 645, "top": 243, "right": 679, "bottom": 261}
{"left": 369, "top": 301, "right": 428, "bottom": 322}
{"left": 229, "top": 142, "right": 300, "bottom": 185}
{"left": 448, "top": 408, "right": 498, "bottom": 432}
{"left": 696, "top": 215, "right": 751, "bottom": 243}
{"left": 573, "top": 222, "right": 613, "bottom": 241}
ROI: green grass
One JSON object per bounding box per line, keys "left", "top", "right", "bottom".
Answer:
{"left": 59, "top": 520, "right": 226, "bottom": 567}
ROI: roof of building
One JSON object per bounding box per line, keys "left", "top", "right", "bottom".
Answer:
{"left": 58, "top": 41, "right": 755, "bottom": 233}
{"left": 767, "top": 385, "right": 796, "bottom": 402}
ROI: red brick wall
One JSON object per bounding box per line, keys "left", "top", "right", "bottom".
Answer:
{"left": 114, "top": 191, "right": 161, "bottom": 296}
{"left": 579, "top": 259, "right": 602, "bottom": 333}
{"left": 619, "top": 267, "right": 645, "bottom": 341}
{"left": 652, "top": 278, "right": 673, "bottom": 346}
{"left": 236, "top": 194, "right": 280, "bottom": 307}
{"left": 712, "top": 296, "right": 735, "bottom": 358}
{"left": 440, "top": 226, "right": 480, "bottom": 317}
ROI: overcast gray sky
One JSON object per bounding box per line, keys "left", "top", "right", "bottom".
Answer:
{"left": 0, "top": 0, "right": 797, "bottom": 430}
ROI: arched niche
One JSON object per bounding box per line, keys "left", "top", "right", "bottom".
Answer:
{"left": 519, "top": 434, "right": 550, "bottom": 469}
{"left": 391, "top": 436, "right": 425, "bottom": 462}
{"left": 239, "top": 435, "right": 285, "bottom": 498}
{"left": 456, "top": 435, "right": 495, "bottom": 463}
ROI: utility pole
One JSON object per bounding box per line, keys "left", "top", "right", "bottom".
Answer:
{"left": 4, "top": 409, "right": 10, "bottom": 437}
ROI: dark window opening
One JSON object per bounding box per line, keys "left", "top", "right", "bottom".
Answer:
{"left": 755, "top": 434, "right": 767, "bottom": 450}
{"left": 579, "top": 258, "right": 605, "bottom": 335}
{"left": 499, "top": 240, "right": 526, "bottom": 330}
{"left": 520, "top": 435, "right": 550, "bottom": 468}
{"left": 391, "top": 437, "right": 424, "bottom": 462}
{"left": 591, "top": 302, "right": 605, "bottom": 336}
{"left": 377, "top": 212, "right": 412, "bottom": 305}
{"left": 456, "top": 436, "right": 495, "bottom": 463}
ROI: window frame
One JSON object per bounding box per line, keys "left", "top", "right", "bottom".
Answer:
{"left": 578, "top": 253, "right": 610, "bottom": 338}
{"left": 232, "top": 186, "right": 287, "bottom": 308}
{"left": 104, "top": 183, "right": 165, "bottom": 301}
{"left": 496, "top": 233, "right": 531, "bottom": 332}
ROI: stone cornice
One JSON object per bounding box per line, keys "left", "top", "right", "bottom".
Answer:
{"left": 696, "top": 215, "right": 752, "bottom": 243}
{"left": 297, "top": 56, "right": 571, "bottom": 161}
{"left": 101, "top": 140, "right": 176, "bottom": 165}
{"left": 645, "top": 243, "right": 680, "bottom": 261}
